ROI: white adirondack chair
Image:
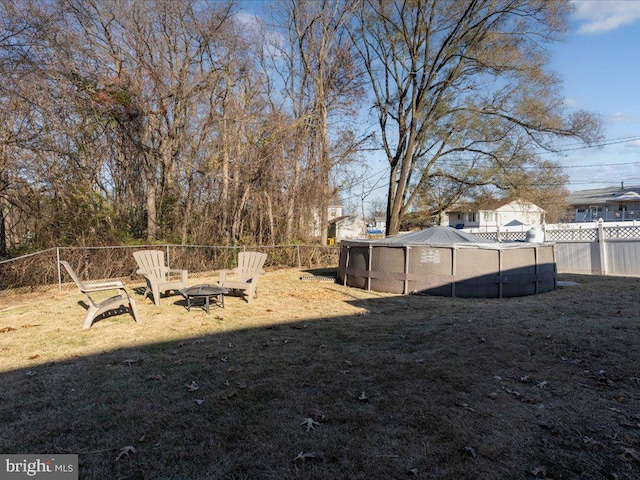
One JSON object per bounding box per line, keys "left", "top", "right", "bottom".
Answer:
{"left": 133, "top": 250, "right": 188, "bottom": 306}
{"left": 218, "top": 252, "right": 267, "bottom": 303}
{"left": 60, "top": 261, "right": 140, "bottom": 329}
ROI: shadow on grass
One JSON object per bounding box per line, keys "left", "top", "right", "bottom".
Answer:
{"left": 2, "top": 278, "right": 640, "bottom": 480}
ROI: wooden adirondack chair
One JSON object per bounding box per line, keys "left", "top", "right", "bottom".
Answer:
{"left": 133, "top": 250, "right": 188, "bottom": 306}
{"left": 59, "top": 261, "right": 140, "bottom": 329}
{"left": 218, "top": 252, "right": 267, "bottom": 303}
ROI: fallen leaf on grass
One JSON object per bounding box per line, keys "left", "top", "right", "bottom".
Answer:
{"left": 123, "top": 359, "right": 140, "bottom": 366}
{"left": 308, "top": 407, "right": 327, "bottom": 422}
{"left": 0, "top": 327, "right": 17, "bottom": 333}
{"left": 531, "top": 466, "right": 548, "bottom": 477}
{"left": 536, "top": 381, "right": 549, "bottom": 389}
{"left": 186, "top": 381, "right": 200, "bottom": 391}
{"left": 293, "top": 451, "right": 323, "bottom": 464}
{"left": 358, "top": 391, "right": 369, "bottom": 401}
{"left": 115, "top": 445, "right": 136, "bottom": 461}
{"left": 28, "top": 354, "right": 40, "bottom": 360}
{"left": 300, "top": 418, "right": 320, "bottom": 431}
{"left": 214, "top": 390, "right": 237, "bottom": 401}
{"left": 195, "top": 399, "right": 205, "bottom": 405}
{"left": 465, "top": 446, "right": 476, "bottom": 458}
{"left": 502, "top": 387, "right": 522, "bottom": 397}
{"left": 456, "top": 402, "right": 476, "bottom": 412}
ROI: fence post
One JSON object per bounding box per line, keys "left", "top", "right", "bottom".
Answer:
{"left": 56, "top": 247, "right": 62, "bottom": 290}
{"left": 403, "top": 247, "right": 409, "bottom": 294}
{"left": 597, "top": 220, "right": 608, "bottom": 275}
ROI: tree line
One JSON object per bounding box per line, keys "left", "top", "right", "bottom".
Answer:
{"left": 0, "top": 0, "right": 601, "bottom": 257}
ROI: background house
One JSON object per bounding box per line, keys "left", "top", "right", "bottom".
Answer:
{"left": 565, "top": 184, "right": 640, "bottom": 222}
{"left": 366, "top": 216, "right": 386, "bottom": 235}
{"left": 311, "top": 199, "right": 345, "bottom": 238}
{"left": 329, "top": 215, "right": 366, "bottom": 243}
{"left": 443, "top": 199, "right": 546, "bottom": 229}
{"left": 312, "top": 198, "right": 366, "bottom": 242}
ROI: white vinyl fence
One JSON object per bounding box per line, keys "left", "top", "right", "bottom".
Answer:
{"left": 471, "top": 222, "right": 640, "bottom": 277}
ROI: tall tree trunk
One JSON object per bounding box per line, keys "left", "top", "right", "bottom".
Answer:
{"left": 145, "top": 166, "right": 158, "bottom": 241}
{"left": 265, "top": 191, "right": 275, "bottom": 245}
{"left": 285, "top": 143, "right": 301, "bottom": 239}
{"left": 319, "top": 103, "right": 329, "bottom": 246}
{"left": 0, "top": 204, "right": 7, "bottom": 257}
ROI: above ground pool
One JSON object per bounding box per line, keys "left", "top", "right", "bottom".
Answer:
{"left": 337, "top": 226, "right": 556, "bottom": 298}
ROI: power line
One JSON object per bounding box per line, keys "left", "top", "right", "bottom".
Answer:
{"left": 548, "top": 135, "right": 640, "bottom": 154}
{"left": 359, "top": 134, "right": 640, "bottom": 164}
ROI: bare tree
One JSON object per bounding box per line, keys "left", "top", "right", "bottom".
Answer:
{"left": 66, "top": 0, "right": 237, "bottom": 241}
{"left": 353, "top": 0, "right": 602, "bottom": 236}
{"left": 275, "top": 0, "right": 365, "bottom": 245}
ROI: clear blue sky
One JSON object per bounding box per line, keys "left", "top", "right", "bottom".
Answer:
{"left": 550, "top": 0, "right": 640, "bottom": 192}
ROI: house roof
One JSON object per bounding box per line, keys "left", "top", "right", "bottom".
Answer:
{"left": 448, "top": 199, "right": 506, "bottom": 212}
{"left": 448, "top": 199, "right": 543, "bottom": 213}
{"left": 566, "top": 185, "right": 640, "bottom": 205}
{"left": 329, "top": 215, "right": 352, "bottom": 224}
{"left": 504, "top": 219, "right": 526, "bottom": 227}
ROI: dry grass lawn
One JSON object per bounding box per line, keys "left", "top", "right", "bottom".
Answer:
{"left": 1, "top": 268, "right": 640, "bottom": 479}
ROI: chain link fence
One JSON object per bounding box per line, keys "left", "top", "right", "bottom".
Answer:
{"left": 0, "top": 245, "right": 340, "bottom": 297}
